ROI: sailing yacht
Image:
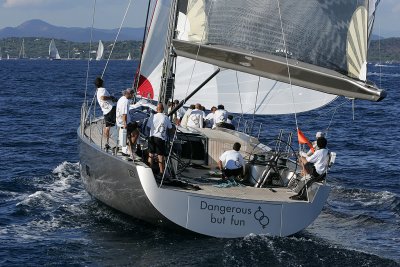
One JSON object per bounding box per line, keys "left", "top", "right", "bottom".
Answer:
{"left": 127, "top": 52, "right": 132, "bottom": 61}
{"left": 78, "top": 0, "right": 385, "bottom": 238}
{"left": 18, "top": 39, "right": 27, "bottom": 59}
{"left": 96, "top": 40, "right": 104, "bottom": 61}
{"left": 49, "top": 39, "right": 61, "bottom": 60}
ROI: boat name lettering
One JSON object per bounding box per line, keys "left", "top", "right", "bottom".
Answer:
{"left": 200, "top": 200, "right": 251, "bottom": 215}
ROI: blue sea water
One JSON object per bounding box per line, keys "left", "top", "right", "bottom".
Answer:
{"left": 0, "top": 59, "right": 399, "bottom": 266}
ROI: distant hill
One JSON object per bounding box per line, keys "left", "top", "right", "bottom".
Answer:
{"left": 0, "top": 19, "right": 144, "bottom": 42}
{"left": 369, "top": 38, "right": 400, "bottom": 62}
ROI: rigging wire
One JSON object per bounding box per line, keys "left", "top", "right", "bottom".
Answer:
{"left": 102, "top": 0, "right": 132, "bottom": 78}
{"left": 276, "top": 0, "right": 300, "bottom": 148}
{"left": 162, "top": 0, "right": 216, "bottom": 186}
{"left": 84, "top": 0, "right": 133, "bottom": 122}
{"left": 235, "top": 71, "right": 244, "bottom": 117}
{"left": 182, "top": 0, "right": 215, "bottom": 105}
{"left": 84, "top": 0, "right": 97, "bottom": 107}
{"left": 83, "top": 0, "right": 98, "bottom": 123}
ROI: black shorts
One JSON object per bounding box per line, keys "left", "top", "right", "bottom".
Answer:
{"left": 104, "top": 106, "right": 116, "bottom": 127}
{"left": 148, "top": 136, "right": 166, "bottom": 156}
{"left": 304, "top": 162, "right": 319, "bottom": 178}
{"left": 223, "top": 167, "right": 243, "bottom": 177}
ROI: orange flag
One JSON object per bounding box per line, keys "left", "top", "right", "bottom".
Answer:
{"left": 297, "top": 128, "right": 315, "bottom": 153}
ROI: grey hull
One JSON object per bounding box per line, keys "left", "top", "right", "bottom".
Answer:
{"left": 78, "top": 129, "right": 170, "bottom": 226}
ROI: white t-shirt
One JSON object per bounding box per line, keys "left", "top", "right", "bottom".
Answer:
{"left": 180, "top": 108, "right": 192, "bottom": 127}
{"left": 148, "top": 113, "right": 172, "bottom": 140}
{"left": 187, "top": 109, "right": 204, "bottom": 128}
{"left": 116, "top": 96, "right": 131, "bottom": 127}
{"left": 306, "top": 148, "right": 329, "bottom": 175}
{"left": 96, "top": 87, "right": 114, "bottom": 115}
{"left": 219, "top": 150, "right": 245, "bottom": 170}
{"left": 214, "top": 109, "right": 228, "bottom": 126}
{"left": 205, "top": 112, "right": 214, "bottom": 128}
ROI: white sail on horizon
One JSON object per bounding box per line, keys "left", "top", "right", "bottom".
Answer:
{"left": 96, "top": 40, "right": 104, "bottom": 61}
{"left": 49, "top": 39, "right": 61, "bottom": 60}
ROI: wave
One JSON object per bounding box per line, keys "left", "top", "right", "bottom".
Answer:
{"left": 217, "top": 235, "right": 400, "bottom": 266}
{"left": 367, "top": 71, "right": 400, "bottom": 78}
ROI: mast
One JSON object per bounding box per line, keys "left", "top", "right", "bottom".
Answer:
{"left": 159, "top": 0, "right": 179, "bottom": 104}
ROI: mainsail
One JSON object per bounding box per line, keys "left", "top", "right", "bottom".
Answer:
{"left": 173, "top": 0, "right": 385, "bottom": 102}
{"left": 49, "top": 39, "right": 61, "bottom": 60}
{"left": 138, "top": 0, "right": 385, "bottom": 115}
{"left": 96, "top": 40, "right": 104, "bottom": 61}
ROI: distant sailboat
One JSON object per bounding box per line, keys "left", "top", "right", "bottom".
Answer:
{"left": 96, "top": 40, "right": 104, "bottom": 61}
{"left": 127, "top": 52, "right": 132, "bottom": 61}
{"left": 18, "top": 39, "right": 27, "bottom": 59}
{"left": 49, "top": 39, "right": 61, "bottom": 60}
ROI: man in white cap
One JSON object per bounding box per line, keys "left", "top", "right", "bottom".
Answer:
{"left": 300, "top": 131, "right": 326, "bottom": 157}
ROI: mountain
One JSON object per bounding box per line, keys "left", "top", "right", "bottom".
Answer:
{"left": 0, "top": 19, "right": 144, "bottom": 42}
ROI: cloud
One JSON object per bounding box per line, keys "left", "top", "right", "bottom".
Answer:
{"left": 3, "top": 0, "right": 55, "bottom": 8}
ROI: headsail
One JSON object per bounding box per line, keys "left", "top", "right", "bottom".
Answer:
{"left": 49, "top": 39, "right": 61, "bottom": 60}
{"left": 96, "top": 40, "right": 104, "bottom": 61}
{"left": 173, "top": 0, "right": 385, "bottom": 102}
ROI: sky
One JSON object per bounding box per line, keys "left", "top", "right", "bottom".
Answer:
{"left": 0, "top": 0, "right": 399, "bottom": 37}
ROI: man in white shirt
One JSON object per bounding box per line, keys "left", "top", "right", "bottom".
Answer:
{"left": 218, "top": 142, "right": 245, "bottom": 179}
{"left": 147, "top": 103, "right": 174, "bottom": 177}
{"left": 181, "top": 104, "right": 195, "bottom": 127}
{"left": 213, "top": 104, "right": 228, "bottom": 128}
{"left": 300, "top": 137, "right": 329, "bottom": 178}
{"left": 95, "top": 77, "right": 117, "bottom": 148}
{"left": 174, "top": 99, "right": 186, "bottom": 125}
{"left": 205, "top": 106, "right": 217, "bottom": 128}
{"left": 116, "top": 88, "right": 134, "bottom": 155}
{"left": 187, "top": 103, "right": 205, "bottom": 128}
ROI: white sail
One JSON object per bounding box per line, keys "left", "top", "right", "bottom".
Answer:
{"left": 49, "top": 39, "right": 61, "bottom": 60}
{"left": 127, "top": 52, "right": 132, "bottom": 61}
{"left": 138, "top": 0, "right": 337, "bottom": 114}
{"left": 96, "top": 40, "right": 104, "bottom": 61}
{"left": 18, "top": 39, "right": 27, "bottom": 59}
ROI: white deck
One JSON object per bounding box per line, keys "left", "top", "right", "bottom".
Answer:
{"left": 83, "top": 119, "right": 301, "bottom": 203}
